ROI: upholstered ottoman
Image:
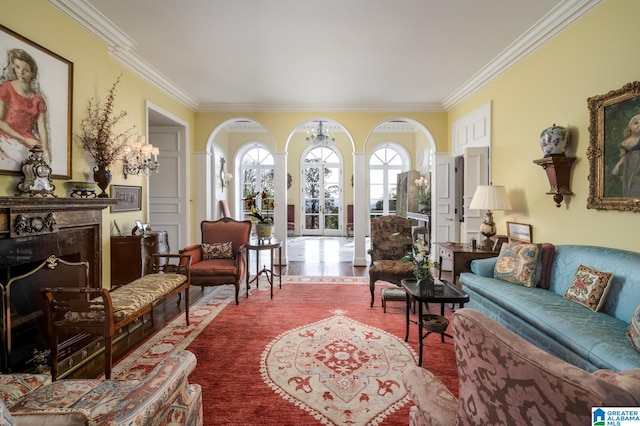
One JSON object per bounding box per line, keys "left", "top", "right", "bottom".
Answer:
{"left": 380, "top": 287, "right": 408, "bottom": 313}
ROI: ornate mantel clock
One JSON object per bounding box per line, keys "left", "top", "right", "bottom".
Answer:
{"left": 16, "top": 146, "right": 56, "bottom": 197}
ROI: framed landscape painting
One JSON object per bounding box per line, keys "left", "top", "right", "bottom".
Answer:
{"left": 0, "top": 24, "right": 73, "bottom": 178}
{"left": 587, "top": 81, "right": 640, "bottom": 211}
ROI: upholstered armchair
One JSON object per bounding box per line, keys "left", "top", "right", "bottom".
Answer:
{"left": 402, "top": 308, "right": 640, "bottom": 425}
{"left": 368, "top": 215, "right": 414, "bottom": 307}
{"left": 180, "top": 218, "right": 251, "bottom": 304}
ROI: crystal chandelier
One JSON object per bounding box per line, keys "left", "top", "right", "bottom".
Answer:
{"left": 123, "top": 136, "right": 160, "bottom": 178}
{"left": 306, "top": 120, "right": 335, "bottom": 147}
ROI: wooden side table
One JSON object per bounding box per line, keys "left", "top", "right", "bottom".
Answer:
{"left": 246, "top": 239, "right": 282, "bottom": 299}
{"left": 434, "top": 242, "right": 499, "bottom": 285}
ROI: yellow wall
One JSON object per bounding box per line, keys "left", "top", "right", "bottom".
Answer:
{"left": 1, "top": 0, "right": 196, "bottom": 286}
{"left": 447, "top": 0, "right": 640, "bottom": 251}
{"left": 5, "top": 0, "right": 638, "bottom": 278}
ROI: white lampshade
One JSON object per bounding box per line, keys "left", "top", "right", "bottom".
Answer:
{"left": 469, "top": 185, "right": 512, "bottom": 211}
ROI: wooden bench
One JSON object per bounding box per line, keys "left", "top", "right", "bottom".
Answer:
{"left": 40, "top": 253, "right": 191, "bottom": 380}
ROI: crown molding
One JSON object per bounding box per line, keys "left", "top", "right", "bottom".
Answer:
{"left": 197, "top": 102, "right": 445, "bottom": 113}
{"left": 49, "top": 0, "right": 199, "bottom": 110}
{"left": 442, "top": 0, "right": 602, "bottom": 110}
{"left": 50, "top": 0, "right": 602, "bottom": 114}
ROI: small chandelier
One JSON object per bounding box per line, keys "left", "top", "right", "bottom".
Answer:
{"left": 306, "top": 120, "right": 335, "bottom": 147}
{"left": 123, "top": 136, "right": 159, "bottom": 178}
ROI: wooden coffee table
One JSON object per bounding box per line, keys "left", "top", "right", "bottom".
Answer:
{"left": 401, "top": 278, "right": 469, "bottom": 366}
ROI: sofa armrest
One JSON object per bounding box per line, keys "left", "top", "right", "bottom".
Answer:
{"left": 402, "top": 365, "right": 457, "bottom": 426}
{"left": 0, "top": 374, "right": 51, "bottom": 408}
{"left": 98, "top": 350, "right": 197, "bottom": 425}
{"left": 470, "top": 257, "right": 497, "bottom": 277}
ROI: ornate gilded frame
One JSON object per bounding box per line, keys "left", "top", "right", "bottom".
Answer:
{"left": 587, "top": 81, "right": 640, "bottom": 211}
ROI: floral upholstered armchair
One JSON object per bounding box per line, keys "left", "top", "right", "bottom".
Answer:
{"left": 180, "top": 218, "right": 252, "bottom": 304}
{"left": 402, "top": 309, "right": 640, "bottom": 425}
{"left": 368, "top": 215, "right": 414, "bottom": 307}
{"left": 0, "top": 350, "right": 202, "bottom": 425}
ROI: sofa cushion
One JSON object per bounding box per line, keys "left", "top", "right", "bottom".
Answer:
{"left": 493, "top": 243, "right": 541, "bottom": 287}
{"left": 629, "top": 305, "right": 640, "bottom": 352}
{"left": 564, "top": 264, "right": 613, "bottom": 312}
{"left": 202, "top": 242, "right": 233, "bottom": 259}
{"left": 461, "top": 274, "right": 640, "bottom": 371}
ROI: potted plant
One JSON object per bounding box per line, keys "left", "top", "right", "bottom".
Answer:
{"left": 246, "top": 190, "right": 275, "bottom": 239}
{"left": 78, "top": 74, "right": 136, "bottom": 197}
{"left": 415, "top": 176, "right": 431, "bottom": 212}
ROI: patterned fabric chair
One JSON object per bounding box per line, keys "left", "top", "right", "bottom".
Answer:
{"left": 180, "top": 218, "right": 251, "bottom": 304}
{"left": 1, "top": 350, "right": 202, "bottom": 425}
{"left": 368, "top": 215, "right": 414, "bottom": 307}
{"left": 402, "top": 308, "right": 640, "bottom": 425}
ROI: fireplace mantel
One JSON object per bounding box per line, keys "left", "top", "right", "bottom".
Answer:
{"left": 0, "top": 196, "right": 116, "bottom": 374}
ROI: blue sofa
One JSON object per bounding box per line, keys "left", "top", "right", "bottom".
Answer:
{"left": 459, "top": 245, "right": 640, "bottom": 372}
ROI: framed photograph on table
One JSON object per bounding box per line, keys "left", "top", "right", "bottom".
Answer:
{"left": 507, "top": 222, "right": 532, "bottom": 243}
{"left": 111, "top": 185, "right": 142, "bottom": 212}
{"left": 0, "top": 24, "right": 73, "bottom": 178}
{"left": 587, "top": 81, "right": 640, "bottom": 212}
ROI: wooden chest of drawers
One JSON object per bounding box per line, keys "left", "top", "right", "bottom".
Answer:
{"left": 110, "top": 231, "right": 169, "bottom": 287}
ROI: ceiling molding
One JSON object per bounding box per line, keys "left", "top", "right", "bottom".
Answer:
{"left": 50, "top": 0, "right": 601, "bottom": 114}
{"left": 442, "top": 0, "right": 602, "bottom": 110}
{"left": 49, "top": 0, "right": 199, "bottom": 110}
{"left": 197, "top": 102, "right": 445, "bottom": 114}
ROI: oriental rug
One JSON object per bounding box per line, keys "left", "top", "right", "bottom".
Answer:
{"left": 107, "top": 277, "right": 458, "bottom": 425}
{"left": 261, "top": 311, "right": 414, "bottom": 426}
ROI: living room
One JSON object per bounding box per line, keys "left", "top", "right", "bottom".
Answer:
{"left": 1, "top": 0, "right": 639, "bottom": 424}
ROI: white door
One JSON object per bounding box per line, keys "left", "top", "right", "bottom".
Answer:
{"left": 462, "top": 146, "right": 490, "bottom": 244}
{"left": 301, "top": 146, "right": 342, "bottom": 236}
{"left": 434, "top": 153, "right": 457, "bottom": 244}
{"left": 149, "top": 127, "right": 188, "bottom": 252}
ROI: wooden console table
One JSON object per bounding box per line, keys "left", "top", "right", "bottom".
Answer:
{"left": 434, "top": 242, "right": 500, "bottom": 285}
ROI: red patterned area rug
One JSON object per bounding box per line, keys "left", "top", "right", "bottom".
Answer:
{"left": 107, "top": 277, "right": 458, "bottom": 424}
{"left": 187, "top": 278, "right": 458, "bottom": 425}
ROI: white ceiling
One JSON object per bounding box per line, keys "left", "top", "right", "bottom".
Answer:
{"left": 52, "top": 0, "right": 599, "bottom": 112}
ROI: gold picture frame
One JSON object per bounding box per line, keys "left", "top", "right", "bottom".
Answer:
{"left": 506, "top": 222, "right": 532, "bottom": 243}
{"left": 587, "top": 81, "right": 640, "bottom": 211}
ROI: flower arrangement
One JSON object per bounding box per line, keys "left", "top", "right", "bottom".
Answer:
{"left": 415, "top": 176, "right": 431, "bottom": 206}
{"left": 402, "top": 237, "right": 438, "bottom": 280}
{"left": 245, "top": 190, "right": 275, "bottom": 224}
{"left": 78, "top": 74, "right": 136, "bottom": 169}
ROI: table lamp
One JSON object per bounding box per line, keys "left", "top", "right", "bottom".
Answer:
{"left": 468, "top": 185, "right": 512, "bottom": 248}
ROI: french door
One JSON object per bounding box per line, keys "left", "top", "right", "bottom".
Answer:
{"left": 302, "top": 147, "right": 342, "bottom": 236}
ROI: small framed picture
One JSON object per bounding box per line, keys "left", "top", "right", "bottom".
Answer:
{"left": 111, "top": 185, "right": 142, "bottom": 212}
{"left": 507, "top": 222, "right": 532, "bottom": 243}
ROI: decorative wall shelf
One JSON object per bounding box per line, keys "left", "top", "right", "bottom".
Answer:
{"left": 533, "top": 155, "right": 576, "bottom": 207}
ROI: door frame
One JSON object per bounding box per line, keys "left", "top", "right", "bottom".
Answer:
{"left": 146, "top": 101, "right": 190, "bottom": 251}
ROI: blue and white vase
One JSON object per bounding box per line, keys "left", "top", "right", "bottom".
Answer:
{"left": 540, "top": 124, "right": 569, "bottom": 157}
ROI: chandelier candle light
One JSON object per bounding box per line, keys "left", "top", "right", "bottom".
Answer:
{"left": 306, "top": 120, "right": 335, "bottom": 147}
{"left": 123, "top": 136, "right": 160, "bottom": 178}
{"left": 468, "top": 185, "right": 512, "bottom": 248}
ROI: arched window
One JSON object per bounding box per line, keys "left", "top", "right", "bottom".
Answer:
{"left": 240, "top": 146, "right": 274, "bottom": 221}
{"left": 369, "top": 145, "right": 408, "bottom": 218}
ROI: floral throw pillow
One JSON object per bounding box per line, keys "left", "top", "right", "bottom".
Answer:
{"left": 563, "top": 264, "right": 613, "bottom": 312}
{"left": 627, "top": 305, "right": 640, "bottom": 352}
{"left": 493, "top": 243, "right": 541, "bottom": 287}
{"left": 202, "top": 242, "right": 233, "bottom": 259}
